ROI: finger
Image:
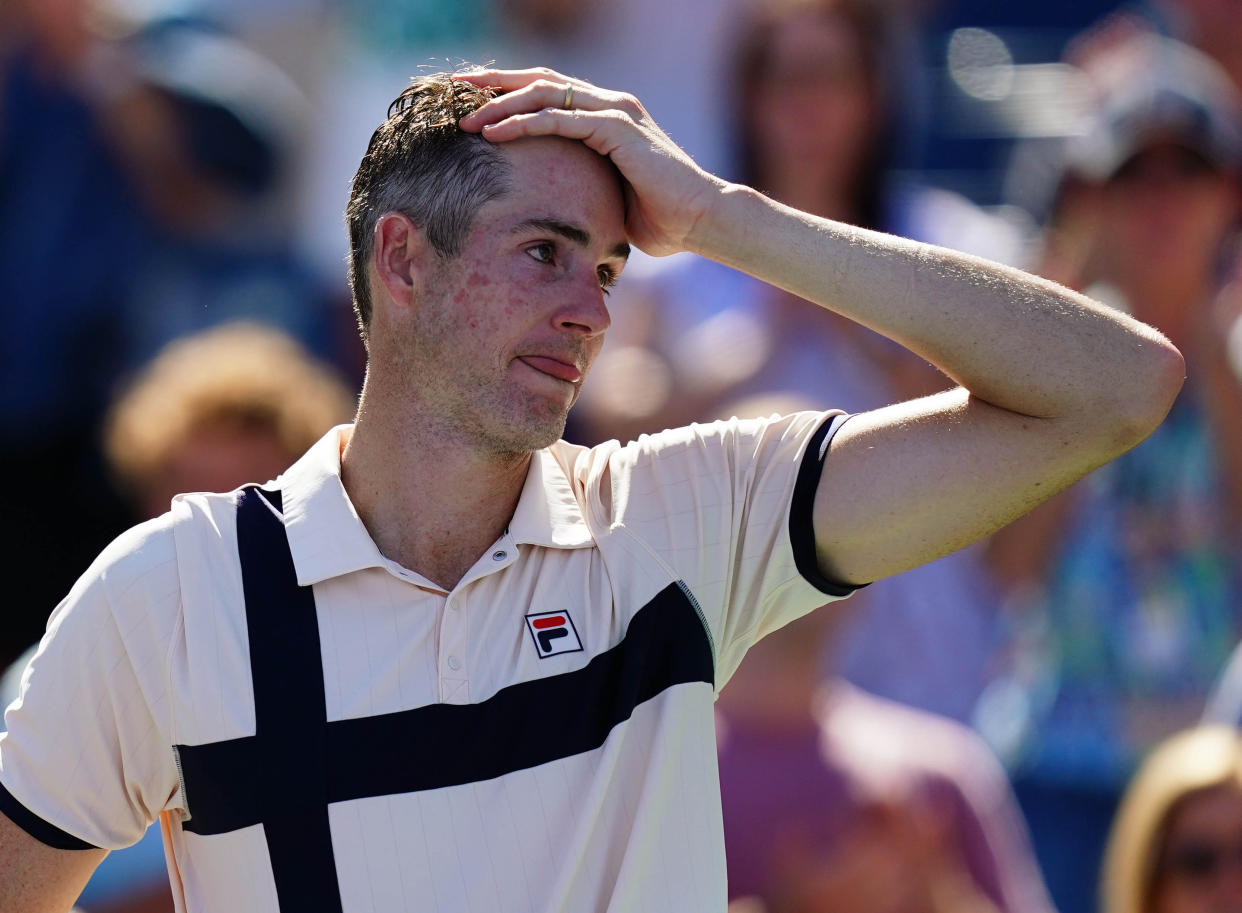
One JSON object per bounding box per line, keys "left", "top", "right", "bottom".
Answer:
{"left": 459, "top": 80, "right": 635, "bottom": 132}
{"left": 476, "top": 108, "right": 630, "bottom": 156}
{"left": 452, "top": 67, "right": 590, "bottom": 92}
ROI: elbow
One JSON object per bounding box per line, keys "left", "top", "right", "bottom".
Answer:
{"left": 1108, "top": 336, "right": 1186, "bottom": 450}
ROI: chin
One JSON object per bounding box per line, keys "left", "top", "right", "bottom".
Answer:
{"left": 487, "top": 412, "right": 568, "bottom": 455}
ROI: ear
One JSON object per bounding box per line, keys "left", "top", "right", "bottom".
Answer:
{"left": 372, "top": 212, "right": 433, "bottom": 317}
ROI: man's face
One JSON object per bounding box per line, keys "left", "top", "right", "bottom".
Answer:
{"left": 400, "top": 136, "right": 629, "bottom": 454}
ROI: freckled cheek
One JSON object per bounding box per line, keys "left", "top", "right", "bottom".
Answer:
{"left": 452, "top": 275, "right": 504, "bottom": 331}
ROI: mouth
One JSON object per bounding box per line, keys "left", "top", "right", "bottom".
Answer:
{"left": 517, "top": 355, "right": 582, "bottom": 384}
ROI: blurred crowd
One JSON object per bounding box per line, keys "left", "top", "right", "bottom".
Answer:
{"left": 1, "top": 0, "right": 1240, "bottom": 912}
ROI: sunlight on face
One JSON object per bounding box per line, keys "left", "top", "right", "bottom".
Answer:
{"left": 396, "top": 136, "right": 627, "bottom": 455}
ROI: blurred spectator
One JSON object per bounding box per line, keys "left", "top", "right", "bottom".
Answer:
{"left": 1100, "top": 726, "right": 1242, "bottom": 913}
{"left": 2, "top": 321, "right": 354, "bottom": 913}
{"left": 980, "top": 37, "right": 1242, "bottom": 913}
{"left": 0, "top": 0, "right": 332, "bottom": 670}
{"left": 716, "top": 586, "right": 1054, "bottom": 913}
{"left": 1064, "top": 0, "right": 1242, "bottom": 95}
{"left": 105, "top": 321, "right": 356, "bottom": 519}
{"left": 494, "top": 0, "right": 750, "bottom": 180}
{"left": 573, "top": 0, "right": 1016, "bottom": 724}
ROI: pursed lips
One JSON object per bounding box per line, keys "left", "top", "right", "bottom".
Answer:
{"left": 517, "top": 355, "right": 582, "bottom": 384}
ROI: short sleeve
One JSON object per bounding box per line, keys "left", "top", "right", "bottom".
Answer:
{"left": 0, "top": 517, "right": 182, "bottom": 850}
{"left": 607, "top": 410, "right": 861, "bottom": 687}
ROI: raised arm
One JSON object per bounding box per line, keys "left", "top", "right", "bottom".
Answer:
{"left": 703, "top": 189, "right": 1184, "bottom": 583}
{"left": 455, "top": 67, "right": 1185, "bottom": 585}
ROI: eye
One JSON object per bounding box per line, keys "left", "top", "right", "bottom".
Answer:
{"left": 526, "top": 242, "right": 555, "bottom": 265}
{"left": 597, "top": 265, "right": 619, "bottom": 296}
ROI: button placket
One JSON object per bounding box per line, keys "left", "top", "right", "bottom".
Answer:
{"left": 439, "top": 591, "right": 469, "bottom": 703}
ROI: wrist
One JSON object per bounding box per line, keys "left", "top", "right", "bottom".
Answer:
{"left": 682, "top": 180, "right": 763, "bottom": 263}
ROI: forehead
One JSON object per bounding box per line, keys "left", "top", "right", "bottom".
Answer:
{"left": 484, "top": 137, "right": 627, "bottom": 242}
{"left": 1166, "top": 783, "right": 1242, "bottom": 838}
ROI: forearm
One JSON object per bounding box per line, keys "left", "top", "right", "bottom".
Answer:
{"left": 687, "top": 184, "right": 1184, "bottom": 435}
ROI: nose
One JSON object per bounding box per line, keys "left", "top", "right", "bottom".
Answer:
{"left": 554, "top": 270, "right": 612, "bottom": 338}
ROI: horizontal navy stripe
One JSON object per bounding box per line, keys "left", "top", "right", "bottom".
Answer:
{"left": 177, "top": 581, "right": 713, "bottom": 836}
{"left": 0, "top": 779, "right": 99, "bottom": 850}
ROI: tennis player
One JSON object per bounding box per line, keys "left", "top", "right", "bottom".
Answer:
{"left": 0, "top": 68, "right": 1183, "bottom": 912}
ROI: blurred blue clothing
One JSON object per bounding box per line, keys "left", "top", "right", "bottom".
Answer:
{"left": 0, "top": 51, "right": 147, "bottom": 445}
{"left": 0, "top": 29, "right": 331, "bottom": 670}
{"left": 984, "top": 393, "right": 1241, "bottom": 789}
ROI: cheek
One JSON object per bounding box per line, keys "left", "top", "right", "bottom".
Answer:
{"left": 1150, "top": 879, "right": 1207, "bottom": 913}
{"left": 452, "top": 272, "right": 505, "bottom": 332}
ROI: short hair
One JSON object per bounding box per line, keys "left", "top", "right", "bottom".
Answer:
{"left": 1101, "top": 725, "right": 1242, "bottom": 913}
{"left": 345, "top": 72, "right": 511, "bottom": 341}
{"left": 105, "top": 322, "right": 355, "bottom": 497}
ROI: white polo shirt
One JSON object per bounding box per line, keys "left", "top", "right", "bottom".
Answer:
{"left": 0, "top": 412, "right": 854, "bottom": 913}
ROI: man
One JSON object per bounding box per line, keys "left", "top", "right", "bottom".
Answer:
{"left": 0, "top": 68, "right": 1182, "bottom": 912}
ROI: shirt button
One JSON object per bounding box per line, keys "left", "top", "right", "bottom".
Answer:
{"left": 492, "top": 550, "right": 507, "bottom": 561}
{"left": 447, "top": 656, "right": 461, "bottom": 671}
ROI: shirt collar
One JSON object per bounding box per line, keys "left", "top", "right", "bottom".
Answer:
{"left": 507, "top": 445, "right": 594, "bottom": 549}
{"left": 278, "top": 425, "right": 387, "bottom": 587}
{"left": 277, "top": 427, "right": 595, "bottom": 587}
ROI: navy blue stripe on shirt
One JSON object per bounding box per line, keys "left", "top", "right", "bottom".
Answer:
{"left": 177, "top": 580, "right": 713, "bottom": 836}
{"left": 327, "top": 580, "right": 713, "bottom": 803}
{"left": 230, "top": 486, "right": 344, "bottom": 913}
{"left": 0, "top": 779, "right": 98, "bottom": 850}
{"left": 789, "top": 412, "right": 869, "bottom": 597}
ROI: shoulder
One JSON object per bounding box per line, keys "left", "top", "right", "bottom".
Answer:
{"left": 564, "top": 412, "right": 830, "bottom": 522}
{"left": 63, "top": 512, "right": 179, "bottom": 621}
{"left": 51, "top": 489, "right": 241, "bottom": 640}
{"left": 609, "top": 411, "right": 835, "bottom": 471}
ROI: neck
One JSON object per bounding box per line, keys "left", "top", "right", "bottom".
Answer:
{"left": 341, "top": 375, "right": 533, "bottom": 590}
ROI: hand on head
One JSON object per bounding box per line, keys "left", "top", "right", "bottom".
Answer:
{"left": 453, "top": 67, "right": 726, "bottom": 258}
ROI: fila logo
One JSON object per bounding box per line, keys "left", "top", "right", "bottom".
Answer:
{"left": 525, "top": 610, "right": 584, "bottom": 659}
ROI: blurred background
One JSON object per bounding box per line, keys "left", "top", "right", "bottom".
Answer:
{"left": 1, "top": 0, "right": 1240, "bottom": 912}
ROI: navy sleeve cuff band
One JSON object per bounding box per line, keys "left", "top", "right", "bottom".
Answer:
{"left": 789, "top": 412, "right": 870, "bottom": 598}
{"left": 0, "top": 779, "right": 100, "bottom": 850}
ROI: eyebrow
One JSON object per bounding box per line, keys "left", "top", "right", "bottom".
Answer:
{"left": 514, "top": 218, "right": 631, "bottom": 261}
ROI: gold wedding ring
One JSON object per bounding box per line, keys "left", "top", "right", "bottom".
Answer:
{"left": 562, "top": 84, "right": 574, "bottom": 110}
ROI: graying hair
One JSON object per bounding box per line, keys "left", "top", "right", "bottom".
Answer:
{"left": 345, "top": 73, "right": 511, "bottom": 341}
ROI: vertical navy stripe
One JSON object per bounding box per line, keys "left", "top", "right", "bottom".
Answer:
{"left": 235, "top": 487, "right": 344, "bottom": 913}
{"left": 174, "top": 488, "right": 716, "bottom": 913}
